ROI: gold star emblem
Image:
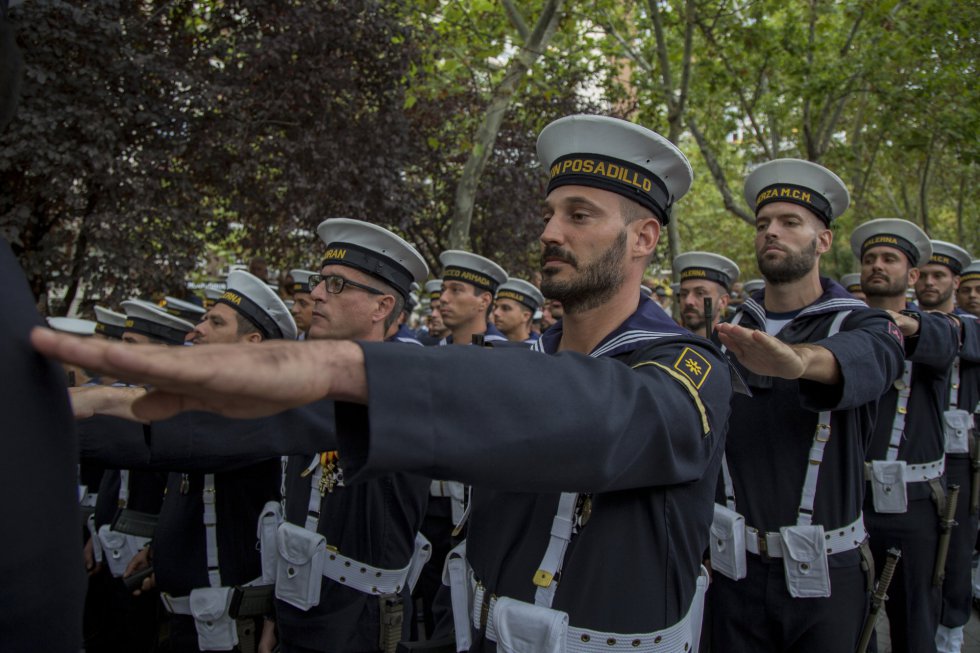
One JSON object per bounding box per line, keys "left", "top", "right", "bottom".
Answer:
{"left": 685, "top": 359, "right": 702, "bottom": 375}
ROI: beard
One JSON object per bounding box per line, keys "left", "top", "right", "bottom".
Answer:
{"left": 863, "top": 273, "right": 907, "bottom": 299}
{"left": 541, "top": 230, "right": 627, "bottom": 314}
{"left": 917, "top": 286, "right": 953, "bottom": 309}
{"left": 757, "top": 237, "right": 818, "bottom": 285}
{"left": 681, "top": 309, "right": 705, "bottom": 332}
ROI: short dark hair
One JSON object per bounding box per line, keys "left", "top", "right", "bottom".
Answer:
{"left": 234, "top": 312, "right": 262, "bottom": 339}
{"left": 620, "top": 196, "right": 655, "bottom": 224}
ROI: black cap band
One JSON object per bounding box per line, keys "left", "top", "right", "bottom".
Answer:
{"left": 496, "top": 289, "right": 539, "bottom": 311}
{"left": 322, "top": 242, "right": 413, "bottom": 299}
{"left": 961, "top": 272, "right": 980, "bottom": 283}
{"left": 680, "top": 267, "right": 731, "bottom": 290}
{"left": 95, "top": 322, "right": 125, "bottom": 340}
{"left": 547, "top": 153, "right": 672, "bottom": 224}
{"left": 291, "top": 281, "right": 312, "bottom": 293}
{"left": 123, "top": 318, "right": 190, "bottom": 345}
{"left": 927, "top": 254, "right": 963, "bottom": 275}
{"left": 443, "top": 266, "right": 499, "bottom": 293}
{"left": 755, "top": 183, "right": 833, "bottom": 225}
{"left": 861, "top": 234, "right": 920, "bottom": 266}
{"left": 216, "top": 290, "right": 284, "bottom": 340}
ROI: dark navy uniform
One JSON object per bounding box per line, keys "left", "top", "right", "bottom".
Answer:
{"left": 0, "top": 237, "right": 85, "bottom": 652}
{"left": 388, "top": 323, "right": 423, "bottom": 346}
{"left": 939, "top": 313, "right": 980, "bottom": 637}
{"left": 710, "top": 280, "right": 905, "bottom": 652}
{"left": 438, "top": 321, "right": 508, "bottom": 345}
{"left": 864, "top": 306, "right": 959, "bottom": 653}
{"left": 336, "top": 298, "right": 732, "bottom": 650}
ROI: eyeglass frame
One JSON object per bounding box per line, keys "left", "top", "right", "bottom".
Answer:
{"left": 309, "top": 273, "right": 386, "bottom": 296}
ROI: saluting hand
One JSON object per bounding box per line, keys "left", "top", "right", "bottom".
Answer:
{"left": 31, "top": 328, "right": 367, "bottom": 421}
{"left": 716, "top": 322, "right": 840, "bottom": 384}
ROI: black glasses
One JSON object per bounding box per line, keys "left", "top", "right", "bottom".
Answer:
{"left": 309, "top": 273, "right": 385, "bottom": 296}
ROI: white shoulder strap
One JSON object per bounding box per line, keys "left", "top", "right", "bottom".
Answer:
{"left": 203, "top": 474, "right": 221, "bottom": 587}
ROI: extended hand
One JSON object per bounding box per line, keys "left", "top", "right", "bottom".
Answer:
{"left": 716, "top": 322, "right": 840, "bottom": 383}
{"left": 32, "top": 329, "right": 366, "bottom": 421}
{"left": 886, "top": 310, "right": 920, "bottom": 337}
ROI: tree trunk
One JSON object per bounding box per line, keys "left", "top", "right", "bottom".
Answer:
{"left": 447, "top": 0, "right": 564, "bottom": 251}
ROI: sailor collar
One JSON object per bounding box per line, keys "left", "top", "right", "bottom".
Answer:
{"left": 737, "top": 277, "right": 867, "bottom": 327}
{"left": 531, "top": 297, "right": 689, "bottom": 358}
{"left": 440, "top": 322, "right": 509, "bottom": 346}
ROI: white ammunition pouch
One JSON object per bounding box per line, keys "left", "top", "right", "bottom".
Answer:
{"left": 709, "top": 503, "right": 746, "bottom": 581}
{"left": 870, "top": 460, "right": 909, "bottom": 514}
{"left": 944, "top": 409, "right": 974, "bottom": 455}
{"left": 274, "top": 521, "right": 326, "bottom": 611}
{"left": 779, "top": 524, "right": 831, "bottom": 598}
{"left": 491, "top": 597, "right": 568, "bottom": 653}
{"left": 189, "top": 586, "right": 238, "bottom": 651}
{"left": 257, "top": 501, "right": 283, "bottom": 584}
{"left": 96, "top": 524, "right": 148, "bottom": 578}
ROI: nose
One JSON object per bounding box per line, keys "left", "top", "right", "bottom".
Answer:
{"left": 539, "top": 215, "right": 565, "bottom": 248}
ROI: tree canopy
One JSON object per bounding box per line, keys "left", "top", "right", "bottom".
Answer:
{"left": 2, "top": 0, "right": 976, "bottom": 314}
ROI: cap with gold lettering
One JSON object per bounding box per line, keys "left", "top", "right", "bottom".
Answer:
{"left": 160, "top": 296, "right": 206, "bottom": 322}
{"left": 47, "top": 317, "right": 97, "bottom": 336}
{"left": 121, "top": 299, "right": 195, "bottom": 345}
{"left": 673, "top": 252, "right": 740, "bottom": 291}
{"left": 289, "top": 269, "right": 317, "bottom": 294}
{"left": 744, "top": 158, "right": 848, "bottom": 226}
{"left": 94, "top": 305, "right": 127, "bottom": 339}
{"left": 316, "top": 218, "right": 428, "bottom": 300}
{"left": 960, "top": 260, "right": 980, "bottom": 284}
{"left": 536, "top": 115, "right": 693, "bottom": 225}
{"left": 839, "top": 273, "right": 863, "bottom": 294}
{"left": 849, "top": 218, "right": 931, "bottom": 267}
{"left": 424, "top": 279, "right": 443, "bottom": 301}
{"left": 216, "top": 270, "right": 297, "bottom": 341}
{"left": 439, "top": 250, "right": 508, "bottom": 294}
{"left": 496, "top": 278, "right": 544, "bottom": 312}
{"left": 925, "top": 240, "right": 972, "bottom": 275}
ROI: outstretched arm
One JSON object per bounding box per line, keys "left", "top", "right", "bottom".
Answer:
{"left": 715, "top": 322, "right": 840, "bottom": 384}
{"left": 31, "top": 328, "right": 367, "bottom": 421}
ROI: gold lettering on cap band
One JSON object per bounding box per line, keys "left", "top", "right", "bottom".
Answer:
{"left": 443, "top": 268, "right": 493, "bottom": 288}
{"left": 220, "top": 291, "right": 243, "bottom": 306}
{"left": 497, "top": 290, "right": 527, "bottom": 304}
{"left": 930, "top": 255, "right": 952, "bottom": 266}
{"left": 863, "top": 235, "right": 899, "bottom": 248}
{"left": 681, "top": 269, "right": 708, "bottom": 279}
{"left": 550, "top": 158, "right": 654, "bottom": 193}
{"left": 324, "top": 248, "right": 348, "bottom": 261}
{"left": 755, "top": 186, "right": 812, "bottom": 206}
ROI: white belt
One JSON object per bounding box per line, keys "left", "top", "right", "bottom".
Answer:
{"left": 745, "top": 514, "right": 867, "bottom": 558}
{"left": 430, "top": 480, "right": 451, "bottom": 497}
{"left": 322, "top": 549, "right": 413, "bottom": 596}
{"left": 472, "top": 568, "right": 709, "bottom": 653}
{"left": 864, "top": 457, "right": 945, "bottom": 483}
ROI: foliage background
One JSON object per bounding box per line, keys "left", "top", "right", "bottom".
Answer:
{"left": 1, "top": 0, "right": 976, "bottom": 315}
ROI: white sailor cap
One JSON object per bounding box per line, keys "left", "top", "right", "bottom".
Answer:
{"left": 839, "top": 273, "right": 863, "bottom": 293}
{"left": 424, "top": 279, "right": 443, "bottom": 300}
{"left": 289, "top": 269, "right": 317, "bottom": 294}
{"left": 160, "top": 296, "right": 206, "bottom": 322}
{"left": 496, "top": 277, "right": 545, "bottom": 312}
{"left": 640, "top": 285, "right": 654, "bottom": 298}
{"left": 406, "top": 283, "right": 421, "bottom": 311}
{"left": 744, "top": 158, "right": 849, "bottom": 226}
{"left": 960, "top": 260, "right": 980, "bottom": 284}
{"left": 849, "top": 218, "right": 932, "bottom": 267}
{"left": 439, "top": 250, "right": 508, "bottom": 293}
{"left": 669, "top": 282, "right": 680, "bottom": 295}
{"left": 93, "top": 305, "right": 127, "bottom": 339}
{"left": 203, "top": 286, "right": 224, "bottom": 301}
{"left": 742, "top": 279, "right": 766, "bottom": 296}
{"left": 47, "top": 317, "right": 97, "bottom": 336}
{"left": 316, "top": 218, "right": 428, "bottom": 300}
{"left": 536, "top": 115, "right": 693, "bottom": 225}
{"left": 215, "top": 270, "right": 297, "bottom": 341}
{"left": 925, "top": 241, "right": 972, "bottom": 275}
{"left": 673, "top": 251, "right": 741, "bottom": 291}
{"left": 121, "top": 299, "right": 195, "bottom": 345}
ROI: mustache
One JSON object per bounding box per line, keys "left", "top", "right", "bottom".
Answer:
{"left": 541, "top": 245, "right": 578, "bottom": 268}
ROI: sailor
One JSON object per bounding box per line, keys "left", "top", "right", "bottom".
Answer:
{"left": 708, "top": 160, "right": 906, "bottom": 652}
{"left": 34, "top": 114, "right": 737, "bottom": 653}
{"left": 741, "top": 278, "right": 765, "bottom": 298}
{"left": 956, "top": 261, "right": 980, "bottom": 319}
{"left": 492, "top": 277, "right": 544, "bottom": 344}
{"left": 418, "top": 279, "right": 448, "bottom": 345}
{"left": 914, "top": 240, "right": 978, "bottom": 653}
{"left": 387, "top": 283, "right": 423, "bottom": 345}
{"left": 437, "top": 250, "right": 508, "bottom": 345}
{"left": 839, "top": 272, "right": 866, "bottom": 302}
{"left": 851, "top": 219, "right": 960, "bottom": 653}
{"left": 94, "top": 306, "right": 127, "bottom": 341}
{"left": 288, "top": 269, "right": 317, "bottom": 340}
{"left": 673, "top": 251, "right": 739, "bottom": 337}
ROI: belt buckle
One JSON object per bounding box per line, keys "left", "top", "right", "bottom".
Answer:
{"left": 758, "top": 533, "right": 772, "bottom": 562}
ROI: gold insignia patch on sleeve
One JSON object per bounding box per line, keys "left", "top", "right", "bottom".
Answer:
{"left": 673, "top": 347, "right": 711, "bottom": 389}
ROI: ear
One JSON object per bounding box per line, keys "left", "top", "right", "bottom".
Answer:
{"left": 815, "top": 226, "right": 833, "bottom": 255}
{"left": 373, "top": 294, "right": 396, "bottom": 325}
{"left": 632, "top": 218, "right": 660, "bottom": 258}
{"left": 952, "top": 276, "right": 960, "bottom": 291}
{"left": 717, "top": 292, "right": 730, "bottom": 312}
{"left": 479, "top": 291, "right": 493, "bottom": 312}
{"left": 244, "top": 332, "right": 264, "bottom": 344}
{"left": 908, "top": 267, "right": 921, "bottom": 285}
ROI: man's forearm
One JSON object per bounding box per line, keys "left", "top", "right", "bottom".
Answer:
{"left": 795, "top": 344, "right": 841, "bottom": 384}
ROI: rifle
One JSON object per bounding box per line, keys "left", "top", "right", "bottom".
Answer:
{"left": 704, "top": 297, "right": 713, "bottom": 338}
{"left": 933, "top": 484, "right": 960, "bottom": 586}
{"left": 856, "top": 547, "right": 901, "bottom": 653}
